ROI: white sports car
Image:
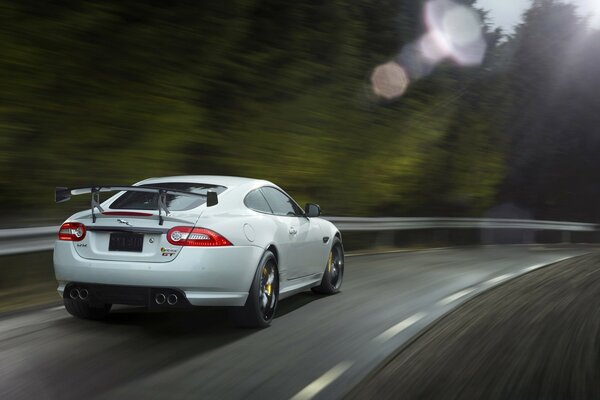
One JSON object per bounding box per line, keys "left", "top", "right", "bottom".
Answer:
{"left": 53, "top": 176, "right": 344, "bottom": 327}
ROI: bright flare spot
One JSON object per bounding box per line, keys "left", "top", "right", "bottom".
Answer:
{"left": 371, "top": 62, "right": 410, "bottom": 100}
{"left": 369, "top": 0, "right": 485, "bottom": 102}
{"left": 423, "top": 0, "right": 486, "bottom": 66}
{"left": 442, "top": 6, "right": 482, "bottom": 47}
{"left": 419, "top": 32, "right": 447, "bottom": 63}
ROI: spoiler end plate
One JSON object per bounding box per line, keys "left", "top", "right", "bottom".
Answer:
{"left": 55, "top": 187, "right": 71, "bottom": 203}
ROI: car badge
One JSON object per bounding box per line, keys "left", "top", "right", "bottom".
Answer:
{"left": 117, "top": 219, "right": 132, "bottom": 226}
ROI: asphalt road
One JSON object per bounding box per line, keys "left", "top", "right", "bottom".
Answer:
{"left": 0, "top": 245, "right": 595, "bottom": 400}
{"left": 349, "top": 252, "right": 600, "bottom": 399}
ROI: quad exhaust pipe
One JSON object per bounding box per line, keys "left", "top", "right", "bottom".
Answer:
{"left": 154, "top": 292, "right": 179, "bottom": 305}
{"left": 69, "top": 286, "right": 182, "bottom": 306}
{"left": 69, "top": 287, "right": 89, "bottom": 300}
{"left": 167, "top": 294, "right": 178, "bottom": 305}
{"left": 155, "top": 293, "right": 166, "bottom": 305}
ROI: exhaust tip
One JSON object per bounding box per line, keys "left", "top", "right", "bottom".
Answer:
{"left": 155, "top": 293, "right": 166, "bottom": 305}
{"left": 167, "top": 294, "right": 178, "bottom": 305}
{"left": 79, "top": 288, "right": 89, "bottom": 300}
{"left": 69, "top": 288, "right": 80, "bottom": 300}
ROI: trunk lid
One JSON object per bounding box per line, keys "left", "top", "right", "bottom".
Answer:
{"left": 72, "top": 211, "right": 200, "bottom": 263}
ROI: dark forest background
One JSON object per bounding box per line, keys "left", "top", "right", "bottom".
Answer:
{"left": 1, "top": 0, "right": 599, "bottom": 223}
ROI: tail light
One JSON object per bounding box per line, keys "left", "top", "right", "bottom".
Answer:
{"left": 58, "top": 222, "right": 86, "bottom": 241}
{"left": 167, "top": 226, "right": 232, "bottom": 247}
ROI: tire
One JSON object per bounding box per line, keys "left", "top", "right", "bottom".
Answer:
{"left": 230, "top": 250, "right": 279, "bottom": 328}
{"left": 312, "top": 237, "right": 344, "bottom": 294}
{"left": 63, "top": 298, "right": 112, "bottom": 320}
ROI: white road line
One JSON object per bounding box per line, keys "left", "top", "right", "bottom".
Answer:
{"left": 372, "top": 312, "right": 427, "bottom": 344}
{"left": 485, "top": 273, "right": 514, "bottom": 285}
{"left": 346, "top": 249, "right": 414, "bottom": 257}
{"left": 46, "top": 306, "right": 64, "bottom": 312}
{"left": 346, "top": 247, "right": 450, "bottom": 257}
{"left": 437, "top": 288, "right": 476, "bottom": 306}
{"left": 289, "top": 361, "right": 354, "bottom": 400}
{"left": 522, "top": 264, "right": 544, "bottom": 273}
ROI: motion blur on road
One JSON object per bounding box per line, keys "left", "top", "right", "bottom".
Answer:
{"left": 2, "top": 1, "right": 600, "bottom": 399}
{"left": 1, "top": 246, "right": 597, "bottom": 400}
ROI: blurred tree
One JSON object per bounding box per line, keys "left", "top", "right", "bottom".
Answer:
{"left": 498, "top": 0, "right": 600, "bottom": 221}
{"left": 0, "top": 0, "right": 598, "bottom": 223}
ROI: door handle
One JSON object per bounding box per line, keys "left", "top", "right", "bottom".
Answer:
{"left": 289, "top": 226, "right": 297, "bottom": 235}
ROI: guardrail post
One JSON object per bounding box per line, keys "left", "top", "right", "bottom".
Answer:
{"left": 480, "top": 229, "right": 495, "bottom": 245}
{"left": 375, "top": 231, "right": 394, "bottom": 249}
{"left": 433, "top": 229, "right": 449, "bottom": 245}
{"left": 523, "top": 229, "right": 534, "bottom": 244}
{"left": 561, "top": 231, "right": 571, "bottom": 243}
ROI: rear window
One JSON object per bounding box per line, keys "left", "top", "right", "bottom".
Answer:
{"left": 109, "top": 183, "right": 227, "bottom": 211}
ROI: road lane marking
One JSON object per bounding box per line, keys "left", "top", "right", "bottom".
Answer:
{"left": 47, "top": 306, "right": 64, "bottom": 312}
{"left": 522, "top": 256, "right": 574, "bottom": 273}
{"left": 346, "top": 247, "right": 450, "bottom": 257}
{"left": 522, "top": 264, "right": 544, "bottom": 273}
{"left": 346, "top": 250, "right": 414, "bottom": 257}
{"left": 373, "top": 312, "right": 427, "bottom": 344}
{"left": 289, "top": 361, "right": 354, "bottom": 400}
{"left": 485, "top": 273, "right": 514, "bottom": 285}
{"left": 437, "top": 288, "right": 476, "bottom": 306}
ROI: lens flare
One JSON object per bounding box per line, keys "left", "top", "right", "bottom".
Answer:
{"left": 370, "top": 62, "right": 410, "bottom": 100}
{"left": 418, "top": 32, "right": 448, "bottom": 64}
{"left": 370, "top": 0, "right": 485, "bottom": 101}
{"left": 399, "top": 41, "right": 436, "bottom": 80}
{"left": 423, "top": 0, "right": 486, "bottom": 66}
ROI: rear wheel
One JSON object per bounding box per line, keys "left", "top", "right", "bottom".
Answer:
{"left": 63, "top": 298, "right": 112, "bottom": 320}
{"left": 312, "top": 237, "right": 344, "bottom": 294}
{"left": 230, "top": 250, "right": 279, "bottom": 328}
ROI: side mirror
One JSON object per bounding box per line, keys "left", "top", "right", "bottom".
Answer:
{"left": 305, "top": 203, "right": 321, "bottom": 218}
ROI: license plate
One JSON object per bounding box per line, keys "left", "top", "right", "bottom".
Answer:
{"left": 109, "top": 233, "right": 144, "bottom": 252}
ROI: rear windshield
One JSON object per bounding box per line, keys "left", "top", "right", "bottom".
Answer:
{"left": 109, "top": 183, "right": 227, "bottom": 211}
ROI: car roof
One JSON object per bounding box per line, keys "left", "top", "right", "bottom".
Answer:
{"left": 136, "top": 175, "right": 271, "bottom": 189}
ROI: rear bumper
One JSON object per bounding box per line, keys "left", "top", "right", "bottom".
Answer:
{"left": 63, "top": 282, "right": 193, "bottom": 309}
{"left": 54, "top": 241, "right": 264, "bottom": 306}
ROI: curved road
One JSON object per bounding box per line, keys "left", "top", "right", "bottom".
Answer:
{"left": 349, "top": 252, "right": 600, "bottom": 399}
{"left": 0, "top": 245, "right": 595, "bottom": 399}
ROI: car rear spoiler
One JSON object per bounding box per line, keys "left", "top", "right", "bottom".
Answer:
{"left": 55, "top": 186, "right": 218, "bottom": 225}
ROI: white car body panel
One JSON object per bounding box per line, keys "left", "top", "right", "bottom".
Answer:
{"left": 53, "top": 175, "right": 341, "bottom": 307}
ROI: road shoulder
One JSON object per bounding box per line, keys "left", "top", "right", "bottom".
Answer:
{"left": 347, "top": 252, "right": 600, "bottom": 399}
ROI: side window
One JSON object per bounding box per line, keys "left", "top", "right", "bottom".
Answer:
{"left": 261, "top": 187, "right": 303, "bottom": 217}
{"left": 244, "top": 189, "right": 273, "bottom": 214}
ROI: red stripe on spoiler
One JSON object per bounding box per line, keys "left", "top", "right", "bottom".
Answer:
{"left": 102, "top": 211, "right": 153, "bottom": 217}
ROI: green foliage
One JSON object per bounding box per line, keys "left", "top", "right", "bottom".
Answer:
{"left": 0, "top": 0, "right": 596, "bottom": 221}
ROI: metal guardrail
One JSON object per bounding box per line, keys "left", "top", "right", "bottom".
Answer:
{"left": 0, "top": 218, "right": 597, "bottom": 256}
{"left": 0, "top": 226, "right": 58, "bottom": 256}
{"left": 325, "top": 217, "right": 598, "bottom": 232}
